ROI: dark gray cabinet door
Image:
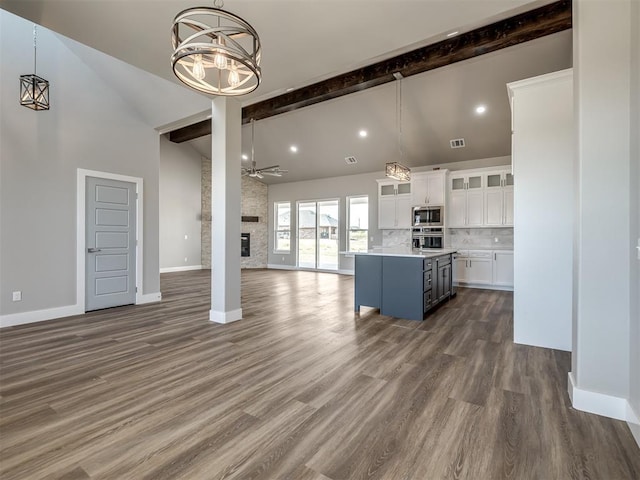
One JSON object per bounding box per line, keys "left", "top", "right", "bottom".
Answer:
{"left": 437, "top": 263, "right": 452, "bottom": 301}
{"left": 354, "top": 255, "right": 382, "bottom": 311}
{"left": 381, "top": 256, "right": 423, "bottom": 321}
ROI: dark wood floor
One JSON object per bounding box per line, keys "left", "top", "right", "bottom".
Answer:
{"left": 1, "top": 269, "right": 639, "bottom": 480}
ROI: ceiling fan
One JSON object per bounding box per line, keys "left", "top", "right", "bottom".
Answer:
{"left": 241, "top": 118, "right": 288, "bottom": 179}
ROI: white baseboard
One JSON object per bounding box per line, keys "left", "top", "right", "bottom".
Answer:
{"left": 454, "top": 282, "right": 513, "bottom": 291}
{"left": 160, "top": 265, "right": 202, "bottom": 273}
{"left": 0, "top": 304, "right": 83, "bottom": 328}
{"left": 267, "top": 264, "right": 298, "bottom": 270}
{"left": 627, "top": 402, "right": 640, "bottom": 448}
{"left": 137, "top": 292, "right": 162, "bottom": 305}
{"left": 209, "top": 308, "right": 242, "bottom": 324}
{"left": 267, "top": 264, "right": 353, "bottom": 275}
{"left": 568, "top": 372, "right": 629, "bottom": 422}
{"left": 0, "top": 292, "right": 163, "bottom": 328}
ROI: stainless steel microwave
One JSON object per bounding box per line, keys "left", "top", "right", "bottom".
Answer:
{"left": 412, "top": 205, "right": 444, "bottom": 227}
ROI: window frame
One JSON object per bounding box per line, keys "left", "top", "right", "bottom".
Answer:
{"left": 273, "top": 201, "right": 291, "bottom": 253}
{"left": 346, "top": 195, "right": 369, "bottom": 253}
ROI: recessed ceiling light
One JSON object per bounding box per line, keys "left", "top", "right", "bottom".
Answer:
{"left": 446, "top": 31, "right": 459, "bottom": 38}
{"left": 359, "top": 129, "right": 368, "bottom": 138}
{"left": 475, "top": 105, "right": 487, "bottom": 114}
{"left": 241, "top": 154, "right": 248, "bottom": 160}
{"left": 290, "top": 145, "right": 298, "bottom": 153}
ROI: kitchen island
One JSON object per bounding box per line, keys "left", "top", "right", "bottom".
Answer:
{"left": 350, "top": 247, "right": 457, "bottom": 321}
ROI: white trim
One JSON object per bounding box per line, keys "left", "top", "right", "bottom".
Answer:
{"left": 454, "top": 282, "right": 513, "bottom": 292}
{"left": 137, "top": 292, "right": 162, "bottom": 305}
{"left": 507, "top": 68, "right": 573, "bottom": 105}
{"left": 628, "top": 402, "right": 640, "bottom": 448}
{"left": 160, "top": 265, "right": 203, "bottom": 273}
{"left": 209, "top": 308, "right": 243, "bottom": 324}
{"left": 0, "top": 304, "right": 83, "bottom": 329}
{"left": 267, "top": 264, "right": 353, "bottom": 275}
{"left": 77, "top": 169, "right": 144, "bottom": 312}
{"left": 267, "top": 264, "right": 298, "bottom": 271}
{"left": 568, "top": 372, "right": 628, "bottom": 421}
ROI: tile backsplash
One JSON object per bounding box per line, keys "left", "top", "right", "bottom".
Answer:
{"left": 449, "top": 228, "right": 514, "bottom": 249}
{"left": 381, "top": 229, "right": 412, "bottom": 248}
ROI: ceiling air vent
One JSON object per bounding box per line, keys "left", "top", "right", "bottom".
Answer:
{"left": 345, "top": 156, "right": 358, "bottom": 165}
{"left": 450, "top": 138, "right": 465, "bottom": 149}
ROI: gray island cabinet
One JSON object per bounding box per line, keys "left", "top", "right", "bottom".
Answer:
{"left": 353, "top": 248, "right": 456, "bottom": 321}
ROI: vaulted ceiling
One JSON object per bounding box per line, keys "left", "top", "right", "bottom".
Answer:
{"left": 0, "top": 0, "right": 572, "bottom": 183}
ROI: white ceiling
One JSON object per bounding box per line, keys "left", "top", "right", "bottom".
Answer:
{"left": 0, "top": 0, "right": 572, "bottom": 184}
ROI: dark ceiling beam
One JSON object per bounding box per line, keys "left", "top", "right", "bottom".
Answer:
{"left": 169, "top": 119, "right": 211, "bottom": 143}
{"left": 169, "top": 0, "right": 571, "bottom": 143}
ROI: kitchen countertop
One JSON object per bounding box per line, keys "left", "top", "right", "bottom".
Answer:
{"left": 341, "top": 247, "right": 457, "bottom": 258}
{"left": 453, "top": 246, "right": 514, "bottom": 251}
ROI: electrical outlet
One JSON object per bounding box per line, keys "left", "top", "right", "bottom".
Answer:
{"left": 12, "top": 291, "right": 22, "bottom": 302}
{"left": 494, "top": 237, "right": 499, "bottom": 243}
{"left": 282, "top": 256, "right": 285, "bottom": 261}
{"left": 184, "top": 234, "right": 188, "bottom": 240}
{"left": 184, "top": 257, "right": 188, "bottom": 263}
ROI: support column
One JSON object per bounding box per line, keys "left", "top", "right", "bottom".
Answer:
{"left": 569, "top": 0, "right": 634, "bottom": 423}
{"left": 209, "top": 97, "right": 242, "bottom": 324}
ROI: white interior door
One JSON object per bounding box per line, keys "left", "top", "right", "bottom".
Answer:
{"left": 86, "top": 176, "right": 136, "bottom": 311}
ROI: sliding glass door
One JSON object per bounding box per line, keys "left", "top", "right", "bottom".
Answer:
{"left": 297, "top": 199, "right": 339, "bottom": 270}
{"left": 298, "top": 201, "right": 317, "bottom": 268}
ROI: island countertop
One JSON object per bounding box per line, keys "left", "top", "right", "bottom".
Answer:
{"left": 342, "top": 247, "right": 457, "bottom": 259}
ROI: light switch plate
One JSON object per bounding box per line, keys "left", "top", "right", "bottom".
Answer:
{"left": 12, "top": 291, "right": 21, "bottom": 301}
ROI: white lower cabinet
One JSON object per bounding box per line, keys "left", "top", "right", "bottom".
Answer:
{"left": 493, "top": 250, "right": 514, "bottom": 287}
{"left": 454, "top": 249, "right": 513, "bottom": 290}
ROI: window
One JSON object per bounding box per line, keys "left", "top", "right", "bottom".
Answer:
{"left": 347, "top": 196, "right": 369, "bottom": 252}
{"left": 274, "top": 201, "right": 291, "bottom": 252}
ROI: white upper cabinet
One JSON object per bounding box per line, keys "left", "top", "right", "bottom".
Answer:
{"left": 448, "top": 172, "right": 484, "bottom": 227}
{"left": 448, "top": 168, "right": 514, "bottom": 228}
{"left": 411, "top": 171, "right": 447, "bottom": 206}
{"left": 377, "top": 180, "right": 412, "bottom": 229}
{"left": 484, "top": 170, "right": 514, "bottom": 227}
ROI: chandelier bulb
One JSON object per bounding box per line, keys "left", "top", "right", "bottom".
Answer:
{"left": 214, "top": 37, "right": 228, "bottom": 70}
{"left": 228, "top": 62, "right": 240, "bottom": 87}
{"left": 192, "top": 54, "right": 206, "bottom": 80}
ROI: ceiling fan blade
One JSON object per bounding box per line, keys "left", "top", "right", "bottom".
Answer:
{"left": 256, "top": 172, "right": 264, "bottom": 179}
{"left": 256, "top": 165, "right": 281, "bottom": 172}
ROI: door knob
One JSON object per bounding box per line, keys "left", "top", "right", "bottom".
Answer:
{"left": 87, "top": 248, "right": 102, "bottom": 253}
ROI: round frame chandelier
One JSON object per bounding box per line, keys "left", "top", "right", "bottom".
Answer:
{"left": 171, "top": 0, "right": 262, "bottom": 96}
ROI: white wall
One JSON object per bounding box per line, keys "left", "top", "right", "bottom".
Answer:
{"left": 509, "top": 70, "right": 574, "bottom": 352}
{"left": 0, "top": 12, "right": 161, "bottom": 320}
{"left": 268, "top": 171, "right": 381, "bottom": 272}
{"left": 159, "top": 137, "right": 202, "bottom": 271}
{"left": 629, "top": 0, "right": 640, "bottom": 446}
{"left": 571, "top": 0, "right": 638, "bottom": 433}
{"left": 267, "top": 156, "right": 511, "bottom": 271}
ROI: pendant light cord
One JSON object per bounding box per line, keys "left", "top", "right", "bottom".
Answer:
{"left": 397, "top": 77, "right": 403, "bottom": 162}
{"left": 33, "top": 25, "right": 37, "bottom": 75}
{"left": 251, "top": 118, "right": 256, "bottom": 168}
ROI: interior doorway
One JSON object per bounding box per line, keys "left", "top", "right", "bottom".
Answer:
{"left": 77, "top": 169, "right": 144, "bottom": 312}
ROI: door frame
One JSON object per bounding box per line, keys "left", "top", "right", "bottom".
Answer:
{"left": 77, "top": 169, "right": 144, "bottom": 312}
{"left": 295, "top": 197, "right": 340, "bottom": 272}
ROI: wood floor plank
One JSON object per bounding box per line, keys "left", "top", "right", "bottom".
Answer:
{"left": 1, "top": 269, "right": 639, "bottom": 479}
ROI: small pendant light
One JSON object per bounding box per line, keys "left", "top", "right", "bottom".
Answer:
{"left": 20, "top": 25, "right": 50, "bottom": 111}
